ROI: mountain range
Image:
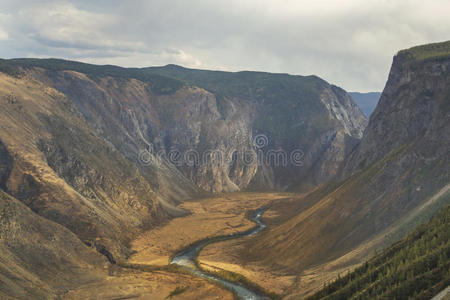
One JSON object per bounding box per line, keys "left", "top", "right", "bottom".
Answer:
{"left": 0, "top": 40, "right": 449, "bottom": 299}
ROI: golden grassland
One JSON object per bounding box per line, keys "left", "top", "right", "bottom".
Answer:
{"left": 63, "top": 268, "right": 233, "bottom": 300}
{"left": 128, "top": 192, "right": 290, "bottom": 266}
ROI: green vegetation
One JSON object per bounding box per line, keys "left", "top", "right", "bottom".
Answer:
{"left": 307, "top": 205, "right": 450, "bottom": 300}
{"left": 398, "top": 40, "right": 450, "bottom": 64}
{"left": 0, "top": 58, "right": 183, "bottom": 94}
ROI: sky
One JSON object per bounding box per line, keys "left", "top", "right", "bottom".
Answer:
{"left": 0, "top": 0, "right": 449, "bottom": 92}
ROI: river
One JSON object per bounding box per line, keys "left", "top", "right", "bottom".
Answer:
{"left": 170, "top": 207, "right": 269, "bottom": 300}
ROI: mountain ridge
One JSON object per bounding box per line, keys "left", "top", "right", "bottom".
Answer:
{"left": 0, "top": 40, "right": 448, "bottom": 299}
{"left": 203, "top": 40, "right": 450, "bottom": 298}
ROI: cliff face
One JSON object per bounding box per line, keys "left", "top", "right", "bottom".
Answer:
{"left": 344, "top": 43, "right": 450, "bottom": 175}
{"left": 0, "top": 60, "right": 366, "bottom": 264}
{"left": 244, "top": 41, "right": 450, "bottom": 277}
{"left": 145, "top": 66, "right": 367, "bottom": 191}
{"left": 0, "top": 60, "right": 367, "bottom": 195}
{"left": 0, "top": 72, "right": 172, "bottom": 261}
{"left": 342, "top": 41, "right": 450, "bottom": 217}
{"left": 25, "top": 69, "right": 258, "bottom": 194}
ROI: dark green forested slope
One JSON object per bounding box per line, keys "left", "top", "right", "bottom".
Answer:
{"left": 308, "top": 205, "right": 450, "bottom": 300}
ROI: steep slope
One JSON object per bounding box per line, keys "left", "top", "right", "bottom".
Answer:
{"left": 0, "top": 189, "right": 234, "bottom": 300}
{"left": 145, "top": 65, "right": 367, "bottom": 190}
{"left": 349, "top": 92, "right": 381, "bottom": 116}
{"left": 227, "top": 41, "right": 450, "bottom": 295}
{"left": 0, "top": 189, "right": 107, "bottom": 299}
{"left": 0, "top": 71, "right": 172, "bottom": 261}
{"left": 0, "top": 58, "right": 367, "bottom": 297}
{"left": 0, "top": 59, "right": 366, "bottom": 195}
{"left": 308, "top": 204, "right": 450, "bottom": 300}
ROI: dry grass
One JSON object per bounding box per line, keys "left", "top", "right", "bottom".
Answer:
{"left": 128, "top": 192, "right": 289, "bottom": 266}
{"left": 63, "top": 269, "right": 232, "bottom": 300}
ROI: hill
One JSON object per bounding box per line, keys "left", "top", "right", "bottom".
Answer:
{"left": 145, "top": 65, "right": 367, "bottom": 191}
{"left": 204, "top": 40, "right": 450, "bottom": 298}
{"left": 0, "top": 57, "right": 365, "bottom": 297}
{"left": 307, "top": 204, "right": 450, "bottom": 300}
{"left": 349, "top": 92, "right": 381, "bottom": 116}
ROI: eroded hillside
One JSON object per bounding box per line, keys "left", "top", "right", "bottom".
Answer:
{"left": 199, "top": 41, "right": 450, "bottom": 298}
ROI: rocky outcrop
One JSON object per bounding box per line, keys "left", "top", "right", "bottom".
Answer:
{"left": 244, "top": 41, "right": 450, "bottom": 275}
{"left": 0, "top": 72, "right": 171, "bottom": 261}
{"left": 342, "top": 41, "right": 450, "bottom": 213}
{"left": 0, "top": 140, "right": 12, "bottom": 191}
{"left": 0, "top": 58, "right": 367, "bottom": 263}
{"left": 145, "top": 66, "right": 367, "bottom": 191}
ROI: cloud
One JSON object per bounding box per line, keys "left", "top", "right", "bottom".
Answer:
{"left": 0, "top": 0, "right": 449, "bottom": 91}
{"left": 0, "top": 29, "right": 7, "bottom": 40}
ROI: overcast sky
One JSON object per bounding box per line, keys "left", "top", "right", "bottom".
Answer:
{"left": 0, "top": 0, "right": 449, "bottom": 91}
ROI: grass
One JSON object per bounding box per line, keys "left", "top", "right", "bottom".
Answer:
{"left": 118, "top": 261, "right": 243, "bottom": 299}
{"left": 398, "top": 40, "right": 450, "bottom": 62}
{"left": 125, "top": 204, "right": 277, "bottom": 299}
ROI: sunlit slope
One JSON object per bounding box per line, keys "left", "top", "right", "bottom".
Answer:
{"left": 0, "top": 189, "right": 107, "bottom": 299}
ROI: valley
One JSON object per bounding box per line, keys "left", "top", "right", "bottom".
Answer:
{"left": 0, "top": 40, "right": 449, "bottom": 299}
{"left": 128, "top": 192, "right": 291, "bottom": 298}
{"left": 128, "top": 193, "right": 288, "bottom": 267}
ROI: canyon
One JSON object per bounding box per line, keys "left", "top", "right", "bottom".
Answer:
{"left": 0, "top": 40, "right": 449, "bottom": 299}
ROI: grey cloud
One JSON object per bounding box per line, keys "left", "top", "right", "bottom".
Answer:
{"left": 0, "top": 0, "right": 449, "bottom": 91}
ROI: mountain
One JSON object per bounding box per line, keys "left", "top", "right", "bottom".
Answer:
{"left": 0, "top": 189, "right": 107, "bottom": 299}
{"left": 1, "top": 40, "right": 448, "bottom": 299}
{"left": 349, "top": 92, "right": 381, "bottom": 116}
{"left": 0, "top": 189, "right": 233, "bottom": 300}
{"left": 144, "top": 65, "right": 367, "bottom": 191}
{"left": 0, "top": 69, "right": 178, "bottom": 262}
{"left": 0, "top": 58, "right": 365, "bottom": 297}
{"left": 230, "top": 41, "right": 450, "bottom": 297}
{"left": 308, "top": 204, "right": 450, "bottom": 299}
{"left": 0, "top": 59, "right": 366, "bottom": 197}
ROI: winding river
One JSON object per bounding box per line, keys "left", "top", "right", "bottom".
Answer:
{"left": 170, "top": 207, "right": 269, "bottom": 300}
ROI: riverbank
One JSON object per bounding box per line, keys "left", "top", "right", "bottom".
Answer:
{"left": 128, "top": 193, "right": 290, "bottom": 267}
{"left": 169, "top": 207, "right": 274, "bottom": 299}
{"left": 126, "top": 192, "right": 293, "bottom": 298}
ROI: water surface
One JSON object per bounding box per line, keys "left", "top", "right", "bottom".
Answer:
{"left": 170, "top": 207, "right": 269, "bottom": 300}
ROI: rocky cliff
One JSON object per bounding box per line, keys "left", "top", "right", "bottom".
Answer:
{"left": 145, "top": 65, "right": 367, "bottom": 191}
{"left": 0, "top": 59, "right": 365, "bottom": 263}
{"left": 0, "top": 71, "right": 173, "bottom": 261}
{"left": 243, "top": 41, "right": 450, "bottom": 280}
{"left": 0, "top": 59, "right": 367, "bottom": 195}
